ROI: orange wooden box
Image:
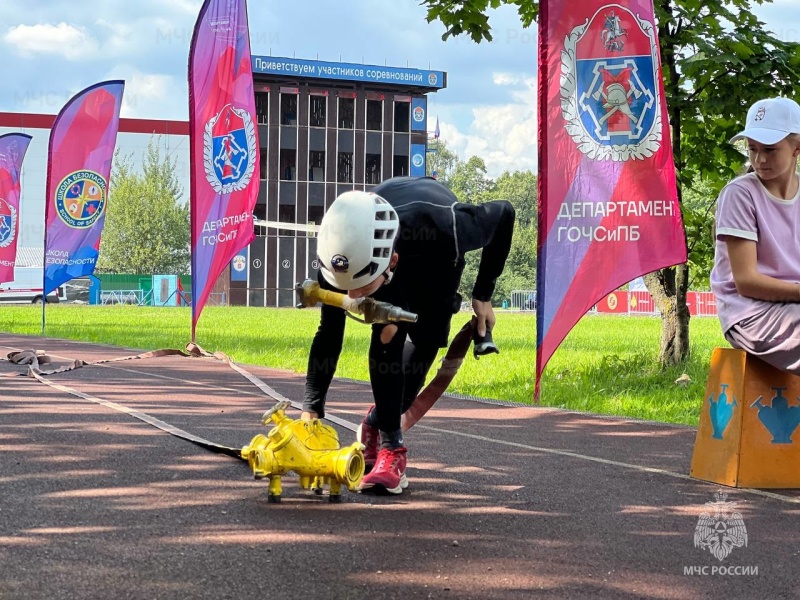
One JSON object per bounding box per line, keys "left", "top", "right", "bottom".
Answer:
{"left": 691, "top": 347, "right": 800, "bottom": 488}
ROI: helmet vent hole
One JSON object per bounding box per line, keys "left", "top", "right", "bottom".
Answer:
{"left": 376, "top": 211, "right": 390, "bottom": 221}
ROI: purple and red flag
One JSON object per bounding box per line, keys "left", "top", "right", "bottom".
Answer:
{"left": 189, "top": 0, "right": 259, "bottom": 339}
{"left": 0, "top": 133, "right": 32, "bottom": 284}
{"left": 535, "top": 0, "right": 686, "bottom": 395}
{"left": 43, "top": 80, "right": 124, "bottom": 295}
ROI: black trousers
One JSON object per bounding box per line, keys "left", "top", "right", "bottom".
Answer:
{"left": 367, "top": 326, "right": 441, "bottom": 444}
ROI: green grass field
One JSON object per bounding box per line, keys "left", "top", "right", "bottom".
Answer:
{"left": 0, "top": 305, "right": 728, "bottom": 426}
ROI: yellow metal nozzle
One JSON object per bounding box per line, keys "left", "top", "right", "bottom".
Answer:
{"left": 295, "top": 278, "right": 418, "bottom": 324}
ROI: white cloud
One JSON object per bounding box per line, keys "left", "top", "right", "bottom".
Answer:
{"left": 104, "top": 68, "right": 183, "bottom": 120}
{"left": 95, "top": 19, "right": 135, "bottom": 54}
{"left": 492, "top": 72, "right": 522, "bottom": 86}
{"left": 4, "top": 22, "right": 99, "bottom": 60}
{"left": 441, "top": 75, "right": 537, "bottom": 178}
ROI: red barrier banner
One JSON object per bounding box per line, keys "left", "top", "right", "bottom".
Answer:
{"left": 596, "top": 291, "right": 628, "bottom": 314}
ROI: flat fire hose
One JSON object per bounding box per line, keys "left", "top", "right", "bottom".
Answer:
{"left": 4, "top": 318, "right": 478, "bottom": 456}
{"left": 401, "top": 317, "right": 476, "bottom": 431}
{"left": 27, "top": 366, "right": 245, "bottom": 459}
{"left": 184, "top": 343, "right": 358, "bottom": 432}
{"left": 3, "top": 345, "right": 361, "bottom": 457}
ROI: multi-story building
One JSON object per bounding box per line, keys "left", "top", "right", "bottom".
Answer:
{"left": 232, "top": 56, "right": 446, "bottom": 307}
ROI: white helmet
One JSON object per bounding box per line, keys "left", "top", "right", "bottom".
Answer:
{"left": 317, "top": 191, "right": 399, "bottom": 290}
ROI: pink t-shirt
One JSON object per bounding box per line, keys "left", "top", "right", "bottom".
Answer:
{"left": 710, "top": 172, "right": 800, "bottom": 332}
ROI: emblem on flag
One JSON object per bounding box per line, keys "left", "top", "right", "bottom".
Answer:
{"left": 0, "top": 198, "right": 16, "bottom": 248}
{"left": 560, "top": 5, "right": 661, "bottom": 161}
{"left": 203, "top": 103, "right": 257, "bottom": 194}
{"left": 54, "top": 170, "right": 107, "bottom": 228}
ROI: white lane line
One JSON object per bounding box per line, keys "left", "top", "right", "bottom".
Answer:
{"left": 413, "top": 424, "right": 800, "bottom": 506}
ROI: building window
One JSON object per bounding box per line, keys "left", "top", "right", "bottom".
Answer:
{"left": 310, "top": 95, "right": 326, "bottom": 127}
{"left": 278, "top": 204, "right": 295, "bottom": 237}
{"left": 337, "top": 152, "right": 353, "bottom": 183}
{"left": 309, "top": 150, "right": 325, "bottom": 181}
{"left": 393, "top": 101, "right": 409, "bottom": 132}
{"left": 365, "top": 153, "right": 381, "bottom": 184}
{"left": 281, "top": 94, "right": 297, "bottom": 125}
{"left": 256, "top": 93, "right": 269, "bottom": 125}
{"left": 308, "top": 205, "right": 324, "bottom": 228}
{"left": 366, "top": 99, "right": 382, "bottom": 131}
{"left": 253, "top": 203, "right": 267, "bottom": 233}
{"left": 280, "top": 149, "right": 296, "bottom": 181}
{"left": 338, "top": 97, "right": 354, "bottom": 129}
{"left": 260, "top": 147, "right": 267, "bottom": 179}
{"left": 393, "top": 155, "right": 408, "bottom": 177}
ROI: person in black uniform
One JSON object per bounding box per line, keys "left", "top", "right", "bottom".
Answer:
{"left": 302, "top": 176, "right": 515, "bottom": 495}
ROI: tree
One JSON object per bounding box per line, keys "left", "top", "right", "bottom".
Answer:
{"left": 494, "top": 170, "right": 537, "bottom": 228}
{"left": 682, "top": 176, "right": 722, "bottom": 290}
{"left": 98, "top": 138, "right": 190, "bottom": 274}
{"left": 439, "top": 158, "right": 539, "bottom": 305}
{"left": 449, "top": 155, "right": 495, "bottom": 204}
{"left": 426, "top": 139, "right": 460, "bottom": 184}
{"left": 421, "top": 0, "right": 800, "bottom": 366}
{"left": 434, "top": 154, "right": 496, "bottom": 299}
{"left": 481, "top": 170, "right": 539, "bottom": 303}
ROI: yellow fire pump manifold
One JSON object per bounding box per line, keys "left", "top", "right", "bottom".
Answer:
{"left": 241, "top": 401, "right": 365, "bottom": 502}
{"left": 239, "top": 281, "right": 418, "bottom": 502}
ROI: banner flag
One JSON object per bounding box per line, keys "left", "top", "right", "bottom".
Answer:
{"left": 535, "top": 0, "right": 686, "bottom": 395}
{"left": 189, "top": 0, "right": 260, "bottom": 338}
{"left": 43, "top": 80, "right": 124, "bottom": 295}
{"left": 0, "top": 133, "right": 32, "bottom": 284}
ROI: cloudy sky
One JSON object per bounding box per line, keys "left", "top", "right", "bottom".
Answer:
{"left": 0, "top": 0, "right": 797, "bottom": 178}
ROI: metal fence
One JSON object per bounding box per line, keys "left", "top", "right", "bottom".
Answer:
{"left": 510, "top": 290, "right": 537, "bottom": 311}
{"left": 99, "top": 290, "right": 226, "bottom": 307}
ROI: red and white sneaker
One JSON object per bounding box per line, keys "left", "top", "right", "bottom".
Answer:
{"left": 358, "top": 447, "right": 408, "bottom": 495}
{"left": 356, "top": 413, "right": 380, "bottom": 473}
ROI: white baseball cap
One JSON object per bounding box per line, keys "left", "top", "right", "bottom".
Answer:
{"left": 730, "top": 97, "right": 800, "bottom": 145}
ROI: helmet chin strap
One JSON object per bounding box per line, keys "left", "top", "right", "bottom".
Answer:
{"left": 382, "top": 269, "right": 394, "bottom": 285}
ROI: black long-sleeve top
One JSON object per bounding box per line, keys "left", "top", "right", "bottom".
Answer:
{"left": 304, "top": 176, "right": 515, "bottom": 412}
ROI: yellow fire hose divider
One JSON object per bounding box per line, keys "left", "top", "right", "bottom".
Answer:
{"left": 241, "top": 400, "right": 366, "bottom": 503}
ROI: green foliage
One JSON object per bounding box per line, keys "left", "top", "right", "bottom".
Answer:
{"left": 429, "top": 148, "right": 539, "bottom": 304}
{"left": 487, "top": 171, "right": 539, "bottom": 303}
{"left": 426, "top": 139, "right": 459, "bottom": 184}
{"left": 0, "top": 305, "right": 728, "bottom": 425}
{"left": 98, "top": 138, "right": 190, "bottom": 275}
{"left": 495, "top": 221, "right": 536, "bottom": 297}
{"left": 682, "top": 177, "right": 719, "bottom": 289}
{"left": 421, "top": 0, "right": 539, "bottom": 42}
{"left": 449, "top": 155, "right": 494, "bottom": 204}
{"left": 494, "top": 170, "right": 537, "bottom": 227}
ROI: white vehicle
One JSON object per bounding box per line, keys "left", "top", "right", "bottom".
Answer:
{"left": 0, "top": 267, "right": 66, "bottom": 304}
